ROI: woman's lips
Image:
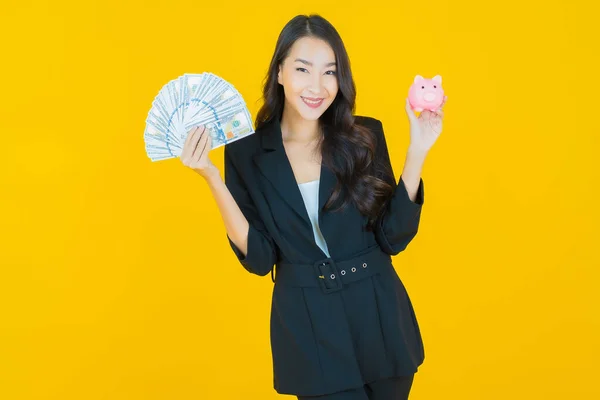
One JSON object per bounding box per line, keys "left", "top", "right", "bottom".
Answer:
{"left": 301, "top": 96, "right": 324, "bottom": 108}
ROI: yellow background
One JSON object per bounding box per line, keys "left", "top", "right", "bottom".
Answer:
{"left": 1, "top": 0, "right": 598, "bottom": 398}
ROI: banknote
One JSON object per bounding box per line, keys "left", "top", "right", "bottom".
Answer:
{"left": 203, "top": 108, "right": 255, "bottom": 148}
{"left": 143, "top": 72, "right": 255, "bottom": 161}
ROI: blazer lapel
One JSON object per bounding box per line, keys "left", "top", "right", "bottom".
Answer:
{"left": 252, "top": 117, "right": 337, "bottom": 234}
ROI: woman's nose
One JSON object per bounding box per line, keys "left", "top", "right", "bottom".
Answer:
{"left": 308, "top": 74, "right": 323, "bottom": 93}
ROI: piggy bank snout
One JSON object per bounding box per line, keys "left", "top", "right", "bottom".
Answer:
{"left": 423, "top": 93, "right": 437, "bottom": 102}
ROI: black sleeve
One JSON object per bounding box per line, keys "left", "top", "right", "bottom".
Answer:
{"left": 371, "top": 118, "right": 425, "bottom": 255}
{"left": 224, "top": 145, "right": 277, "bottom": 276}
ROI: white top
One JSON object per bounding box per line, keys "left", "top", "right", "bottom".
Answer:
{"left": 297, "top": 179, "right": 331, "bottom": 257}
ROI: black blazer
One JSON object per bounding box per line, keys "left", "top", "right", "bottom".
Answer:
{"left": 224, "top": 115, "right": 425, "bottom": 396}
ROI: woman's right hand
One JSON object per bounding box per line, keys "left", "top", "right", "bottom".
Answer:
{"left": 180, "top": 125, "right": 219, "bottom": 178}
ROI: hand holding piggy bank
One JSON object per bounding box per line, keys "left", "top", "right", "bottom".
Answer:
{"left": 408, "top": 75, "right": 445, "bottom": 112}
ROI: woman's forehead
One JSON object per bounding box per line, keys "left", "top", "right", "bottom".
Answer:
{"left": 287, "top": 37, "right": 336, "bottom": 65}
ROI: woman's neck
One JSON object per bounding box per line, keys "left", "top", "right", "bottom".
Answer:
{"left": 280, "top": 106, "right": 321, "bottom": 144}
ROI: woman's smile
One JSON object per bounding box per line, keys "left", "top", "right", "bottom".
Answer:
{"left": 301, "top": 96, "right": 324, "bottom": 108}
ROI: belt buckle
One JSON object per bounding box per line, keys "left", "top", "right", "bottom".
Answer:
{"left": 313, "top": 257, "right": 343, "bottom": 294}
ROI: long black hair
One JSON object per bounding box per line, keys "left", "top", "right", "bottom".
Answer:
{"left": 255, "top": 14, "right": 395, "bottom": 232}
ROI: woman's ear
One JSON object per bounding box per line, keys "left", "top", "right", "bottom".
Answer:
{"left": 277, "top": 64, "right": 282, "bottom": 85}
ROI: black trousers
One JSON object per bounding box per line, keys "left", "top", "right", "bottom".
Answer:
{"left": 296, "top": 374, "right": 415, "bottom": 400}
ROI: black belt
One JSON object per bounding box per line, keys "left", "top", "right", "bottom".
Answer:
{"left": 272, "top": 245, "right": 392, "bottom": 294}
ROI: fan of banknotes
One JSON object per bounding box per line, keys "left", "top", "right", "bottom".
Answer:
{"left": 144, "top": 72, "right": 255, "bottom": 162}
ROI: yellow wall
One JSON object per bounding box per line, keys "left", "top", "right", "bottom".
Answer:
{"left": 1, "top": 0, "right": 598, "bottom": 398}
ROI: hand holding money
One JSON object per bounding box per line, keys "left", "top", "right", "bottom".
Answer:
{"left": 180, "top": 125, "right": 218, "bottom": 178}
{"left": 143, "top": 72, "right": 256, "bottom": 162}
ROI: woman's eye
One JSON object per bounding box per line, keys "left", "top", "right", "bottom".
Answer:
{"left": 295, "top": 68, "right": 336, "bottom": 75}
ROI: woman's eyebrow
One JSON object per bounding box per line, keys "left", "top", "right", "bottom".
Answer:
{"left": 294, "top": 58, "right": 337, "bottom": 67}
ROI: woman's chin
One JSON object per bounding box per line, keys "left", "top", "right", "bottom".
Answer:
{"left": 297, "top": 103, "right": 329, "bottom": 121}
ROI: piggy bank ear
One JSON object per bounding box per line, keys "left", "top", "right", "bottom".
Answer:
{"left": 432, "top": 75, "right": 442, "bottom": 84}
{"left": 413, "top": 75, "right": 425, "bottom": 83}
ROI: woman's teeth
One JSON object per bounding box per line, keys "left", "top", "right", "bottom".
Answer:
{"left": 302, "top": 97, "right": 324, "bottom": 108}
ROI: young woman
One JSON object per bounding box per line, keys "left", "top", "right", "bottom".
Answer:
{"left": 181, "top": 14, "right": 446, "bottom": 400}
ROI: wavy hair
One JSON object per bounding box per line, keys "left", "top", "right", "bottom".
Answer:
{"left": 255, "top": 14, "right": 395, "bottom": 232}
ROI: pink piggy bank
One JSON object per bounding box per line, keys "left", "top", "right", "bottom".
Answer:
{"left": 408, "top": 75, "right": 444, "bottom": 112}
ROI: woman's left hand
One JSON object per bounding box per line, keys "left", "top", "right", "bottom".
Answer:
{"left": 404, "top": 95, "right": 447, "bottom": 154}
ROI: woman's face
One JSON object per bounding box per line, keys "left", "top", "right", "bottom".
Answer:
{"left": 278, "top": 36, "right": 339, "bottom": 121}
